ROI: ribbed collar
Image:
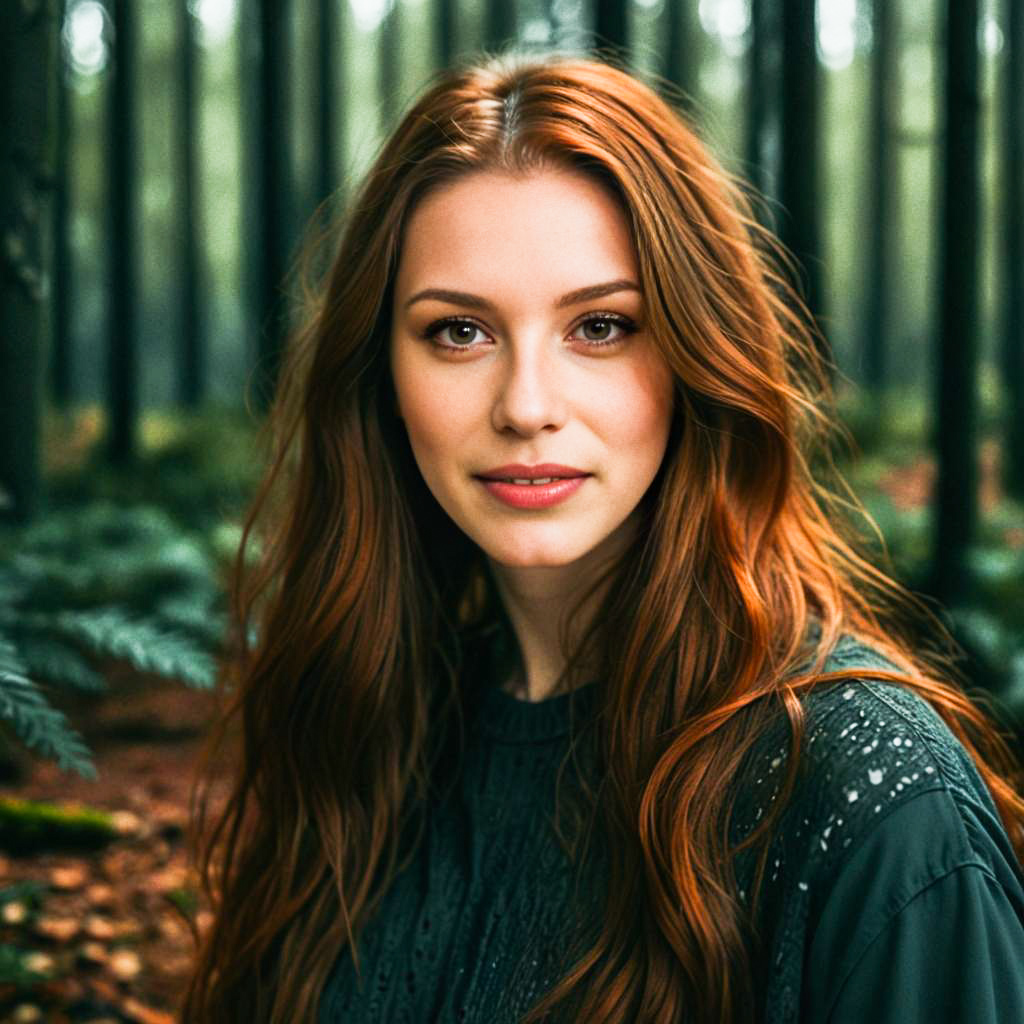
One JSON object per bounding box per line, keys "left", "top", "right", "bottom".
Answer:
{"left": 468, "top": 618, "right": 600, "bottom": 744}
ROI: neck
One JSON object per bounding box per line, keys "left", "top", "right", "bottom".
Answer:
{"left": 486, "top": 520, "right": 635, "bottom": 702}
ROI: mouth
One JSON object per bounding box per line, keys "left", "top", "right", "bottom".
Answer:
{"left": 474, "top": 463, "right": 590, "bottom": 484}
{"left": 473, "top": 473, "right": 593, "bottom": 509}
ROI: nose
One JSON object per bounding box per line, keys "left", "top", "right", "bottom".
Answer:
{"left": 490, "top": 343, "right": 567, "bottom": 437}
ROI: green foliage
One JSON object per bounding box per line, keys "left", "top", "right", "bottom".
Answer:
{"left": 0, "top": 640, "right": 94, "bottom": 779}
{"left": 0, "top": 501, "right": 228, "bottom": 778}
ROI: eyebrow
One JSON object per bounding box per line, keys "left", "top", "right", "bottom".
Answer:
{"left": 403, "top": 279, "right": 642, "bottom": 313}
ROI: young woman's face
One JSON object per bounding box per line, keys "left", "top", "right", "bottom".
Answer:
{"left": 390, "top": 168, "right": 675, "bottom": 569}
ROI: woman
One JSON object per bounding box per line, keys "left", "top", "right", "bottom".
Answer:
{"left": 183, "top": 55, "right": 1024, "bottom": 1022}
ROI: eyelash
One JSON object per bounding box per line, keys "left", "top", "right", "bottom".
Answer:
{"left": 421, "top": 312, "right": 638, "bottom": 352}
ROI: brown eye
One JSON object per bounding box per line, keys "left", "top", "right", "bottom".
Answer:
{"left": 571, "top": 314, "right": 635, "bottom": 346}
{"left": 448, "top": 323, "right": 479, "bottom": 345}
{"left": 582, "top": 318, "right": 615, "bottom": 341}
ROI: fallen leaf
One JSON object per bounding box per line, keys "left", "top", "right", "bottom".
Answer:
{"left": 77, "top": 940, "right": 109, "bottom": 968}
{"left": 50, "top": 863, "right": 89, "bottom": 891}
{"left": 21, "top": 951, "right": 55, "bottom": 975}
{"left": 108, "top": 948, "right": 142, "bottom": 981}
{"left": 2, "top": 899, "right": 28, "bottom": 924}
{"left": 85, "top": 882, "right": 118, "bottom": 909}
{"left": 84, "top": 914, "right": 117, "bottom": 941}
{"left": 36, "top": 915, "right": 80, "bottom": 942}
{"left": 10, "top": 1004, "right": 44, "bottom": 1023}
{"left": 120, "top": 996, "right": 177, "bottom": 1024}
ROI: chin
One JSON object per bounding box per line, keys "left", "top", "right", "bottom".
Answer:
{"left": 484, "top": 536, "right": 595, "bottom": 569}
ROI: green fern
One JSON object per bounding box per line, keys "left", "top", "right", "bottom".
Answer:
{"left": 52, "top": 608, "right": 216, "bottom": 689}
{"left": 0, "top": 639, "right": 95, "bottom": 779}
{"left": 0, "top": 502, "right": 228, "bottom": 776}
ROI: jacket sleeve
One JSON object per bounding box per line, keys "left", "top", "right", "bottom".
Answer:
{"left": 821, "top": 862, "right": 1024, "bottom": 1022}
{"left": 800, "top": 788, "right": 1024, "bottom": 1022}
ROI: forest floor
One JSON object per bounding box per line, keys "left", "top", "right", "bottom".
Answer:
{"left": 0, "top": 670, "right": 232, "bottom": 1024}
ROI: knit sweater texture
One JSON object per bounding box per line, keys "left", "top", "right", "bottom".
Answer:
{"left": 318, "top": 635, "right": 1024, "bottom": 1022}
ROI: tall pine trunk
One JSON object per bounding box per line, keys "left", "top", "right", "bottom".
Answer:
{"left": 0, "top": 1, "right": 58, "bottom": 520}
{"left": 860, "top": 0, "right": 898, "bottom": 431}
{"left": 314, "top": 0, "right": 341, "bottom": 209}
{"left": 379, "top": 0, "right": 401, "bottom": 128}
{"left": 593, "top": 0, "right": 629, "bottom": 63}
{"left": 1003, "top": 0, "right": 1024, "bottom": 501}
{"left": 436, "top": 0, "right": 457, "bottom": 68}
{"left": 778, "top": 0, "right": 826, "bottom": 367}
{"left": 932, "top": 0, "right": 981, "bottom": 604}
{"left": 241, "top": 0, "right": 291, "bottom": 411}
{"left": 484, "top": 0, "right": 516, "bottom": 52}
{"left": 178, "top": 0, "right": 203, "bottom": 408}
{"left": 51, "top": 0, "right": 72, "bottom": 410}
{"left": 106, "top": 0, "right": 138, "bottom": 464}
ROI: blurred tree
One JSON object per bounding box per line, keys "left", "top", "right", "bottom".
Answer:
{"left": 51, "top": 1, "right": 73, "bottom": 410}
{"left": 778, "top": 0, "right": 826, "bottom": 363}
{"left": 241, "top": 0, "right": 291, "bottom": 410}
{"left": 1003, "top": 0, "right": 1024, "bottom": 501}
{"left": 178, "top": 0, "right": 204, "bottom": 407}
{"left": 744, "top": 0, "right": 772, "bottom": 201}
{"left": 380, "top": 0, "right": 401, "bottom": 127}
{"left": 107, "top": 0, "right": 139, "bottom": 463}
{"left": 860, "top": 0, "right": 898, "bottom": 413}
{"left": 660, "top": 0, "right": 696, "bottom": 113}
{"left": 314, "top": 0, "right": 342, "bottom": 208}
{"left": 933, "top": 0, "right": 981, "bottom": 604}
{"left": 436, "top": 0, "right": 457, "bottom": 69}
{"left": 593, "top": 0, "right": 629, "bottom": 62}
{"left": 0, "top": 0, "right": 58, "bottom": 521}
{"left": 485, "top": 0, "right": 516, "bottom": 52}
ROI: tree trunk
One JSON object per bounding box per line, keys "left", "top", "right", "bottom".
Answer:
{"left": 593, "top": 0, "right": 629, "bottom": 63}
{"left": 0, "top": 0, "right": 58, "bottom": 521}
{"left": 178, "top": 0, "right": 203, "bottom": 408}
{"left": 861, "top": 0, "right": 898, "bottom": 416}
{"left": 241, "top": 0, "right": 291, "bottom": 411}
{"left": 778, "top": 0, "right": 828, "bottom": 367}
{"left": 106, "top": 0, "right": 138, "bottom": 464}
{"left": 51, "top": 0, "right": 72, "bottom": 409}
{"left": 661, "top": 0, "right": 695, "bottom": 113}
{"left": 484, "top": 0, "right": 516, "bottom": 52}
{"left": 1003, "top": 0, "right": 1024, "bottom": 500}
{"left": 314, "top": 0, "right": 341, "bottom": 208}
{"left": 932, "top": 0, "right": 981, "bottom": 604}
{"left": 379, "top": 0, "right": 401, "bottom": 128}
{"left": 744, "top": 0, "right": 772, "bottom": 200}
{"left": 436, "top": 0, "right": 457, "bottom": 68}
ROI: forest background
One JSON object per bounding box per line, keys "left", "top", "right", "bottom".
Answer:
{"left": 0, "top": 1, "right": 1022, "bottom": 1021}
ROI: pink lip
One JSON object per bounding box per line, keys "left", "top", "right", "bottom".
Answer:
{"left": 476, "top": 463, "right": 588, "bottom": 480}
{"left": 479, "top": 477, "right": 588, "bottom": 509}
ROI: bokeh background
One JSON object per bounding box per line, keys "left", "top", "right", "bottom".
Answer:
{"left": 0, "top": 1, "right": 1022, "bottom": 1020}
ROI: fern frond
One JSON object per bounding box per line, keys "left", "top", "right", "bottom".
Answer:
{"left": 15, "top": 636, "right": 107, "bottom": 693}
{"left": 52, "top": 610, "right": 216, "bottom": 689}
{"left": 0, "top": 641, "right": 96, "bottom": 779}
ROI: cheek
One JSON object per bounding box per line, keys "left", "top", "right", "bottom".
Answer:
{"left": 393, "top": 363, "right": 474, "bottom": 469}
{"left": 608, "top": 362, "right": 675, "bottom": 462}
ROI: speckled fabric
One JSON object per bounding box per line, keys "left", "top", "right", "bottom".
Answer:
{"left": 318, "top": 637, "right": 1024, "bottom": 1022}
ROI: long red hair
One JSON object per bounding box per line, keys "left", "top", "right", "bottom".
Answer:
{"left": 182, "top": 54, "right": 1024, "bottom": 1022}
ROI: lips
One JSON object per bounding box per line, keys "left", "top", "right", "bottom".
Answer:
{"left": 475, "top": 463, "right": 590, "bottom": 483}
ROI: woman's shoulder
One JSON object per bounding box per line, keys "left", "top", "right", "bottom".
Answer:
{"left": 730, "top": 635, "right": 1010, "bottom": 896}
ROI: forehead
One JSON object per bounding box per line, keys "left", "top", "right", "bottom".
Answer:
{"left": 393, "top": 168, "right": 638, "bottom": 296}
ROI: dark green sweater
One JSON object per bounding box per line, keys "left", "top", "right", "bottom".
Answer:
{"left": 318, "top": 638, "right": 1024, "bottom": 1021}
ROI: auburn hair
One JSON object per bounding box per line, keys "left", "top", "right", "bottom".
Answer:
{"left": 182, "top": 54, "right": 1024, "bottom": 1022}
